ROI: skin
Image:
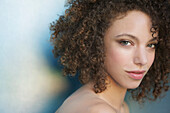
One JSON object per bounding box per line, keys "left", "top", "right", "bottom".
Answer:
{"left": 104, "top": 10, "right": 157, "bottom": 90}
{"left": 56, "top": 10, "right": 157, "bottom": 113}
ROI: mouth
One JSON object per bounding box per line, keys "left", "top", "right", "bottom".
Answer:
{"left": 125, "top": 70, "right": 146, "bottom": 80}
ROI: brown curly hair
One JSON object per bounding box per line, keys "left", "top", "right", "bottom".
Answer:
{"left": 50, "top": 0, "right": 170, "bottom": 102}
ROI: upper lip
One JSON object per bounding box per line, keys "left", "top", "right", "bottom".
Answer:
{"left": 125, "top": 70, "right": 146, "bottom": 74}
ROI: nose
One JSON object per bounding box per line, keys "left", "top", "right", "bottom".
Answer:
{"left": 134, "top": 47, "right": 147, "bottom": 67}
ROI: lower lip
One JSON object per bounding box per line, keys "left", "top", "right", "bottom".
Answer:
{"left": 126, "top": 72, "right": 144, "bottom": 80}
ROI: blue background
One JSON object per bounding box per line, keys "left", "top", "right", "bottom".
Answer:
{"left": 0, "top": 0, "right": 169, "bottom": 113}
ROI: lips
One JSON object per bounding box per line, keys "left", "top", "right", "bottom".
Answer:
{"left": 125, "top": 70, "right": 146, "bottom": 80}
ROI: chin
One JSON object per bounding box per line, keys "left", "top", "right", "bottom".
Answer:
{"left": 125, "top": 82, "right": 142, "bottom": 89}
{"left": 127, "top": 85, "right": 140, "bottom": 89}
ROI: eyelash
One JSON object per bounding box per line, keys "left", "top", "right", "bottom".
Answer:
{"left": 118, "top": 40, "right": 158, "bottom": 49}
{"left": 147, "top": 43, "right": 158, "bottom": 49}
{"left": 119, "top": 40, "right": 133, "bottom": 46}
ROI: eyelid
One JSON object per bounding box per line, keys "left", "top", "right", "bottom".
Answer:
{"left": 148, "top": 41, "right": 158, "bottom": 45}
{"left": 148, "top": 39, "right": 158, "bottom": 43}
{"left": 147, "top": 40, "right": 158, "bottom": 45}
{"left": 147, "top": 42, "right": 158, "bottom": 49}
{"left": 118, "top": 39, "right": 134, "bottom": 46}
{"left": 116, "top": 37, "right": 159, "bottom": 48}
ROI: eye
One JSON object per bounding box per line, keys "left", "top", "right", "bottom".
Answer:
{"left": 119, "top": 40, "right": 133, "bottom": 46}
{"left": 147, "top": 43, "right": 158, "bottom": 49}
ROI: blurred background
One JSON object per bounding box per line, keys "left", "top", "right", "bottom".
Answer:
{"left": 0, "top": 0, "right": 169, "bottom": 113}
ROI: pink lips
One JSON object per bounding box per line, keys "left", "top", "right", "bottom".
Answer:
{"left": 125, "top": 70, "right": 146, "bottom": 80}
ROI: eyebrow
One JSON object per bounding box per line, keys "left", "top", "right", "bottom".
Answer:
{"left": 115, "top": 33, "right": 158, "bottom": 42}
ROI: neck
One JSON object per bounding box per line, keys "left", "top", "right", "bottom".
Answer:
{"left": 97, "top": 75, "right": 127, "bottom": 111}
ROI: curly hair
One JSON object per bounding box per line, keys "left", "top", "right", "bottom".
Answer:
{"left": 50, "top": 0, "right": 170, "bottom": 102}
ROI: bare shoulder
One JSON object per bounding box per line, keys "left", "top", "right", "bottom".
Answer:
{"left": 55, "top": 84, "right": 117, "bottom": 113}
{"left": 85, "top": 102, "right": 117, "bottom": 113}
{"left": 54, "top": 84, "right": 100, "bottom": 113}
{"left": 56, "top": 101, "right": 116, "bottom": 113}
{"left": 123, "top": 101, "right": 130, "bottom": 113}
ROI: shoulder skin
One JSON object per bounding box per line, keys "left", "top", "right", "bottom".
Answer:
{"left": 83, "top": 103, "right": 117, "bottom": 113}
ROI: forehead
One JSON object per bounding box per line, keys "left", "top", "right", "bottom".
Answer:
{"left": 105, "top": 10, "right": 153, "bottom": 40}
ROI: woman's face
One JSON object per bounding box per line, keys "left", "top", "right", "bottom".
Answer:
{"left": 104, "top": 10, "right": 158, "bottom": 89}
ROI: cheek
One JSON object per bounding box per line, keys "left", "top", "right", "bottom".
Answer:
{"left": 106, "top": 48, "right": 130, "bottom": 66}
{"left": 147, "top": 52, "right": 155, "bottom": 67}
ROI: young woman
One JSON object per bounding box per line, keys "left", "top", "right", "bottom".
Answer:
{"left": 50, "top": 0, "right": 170, "bottom": 113}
